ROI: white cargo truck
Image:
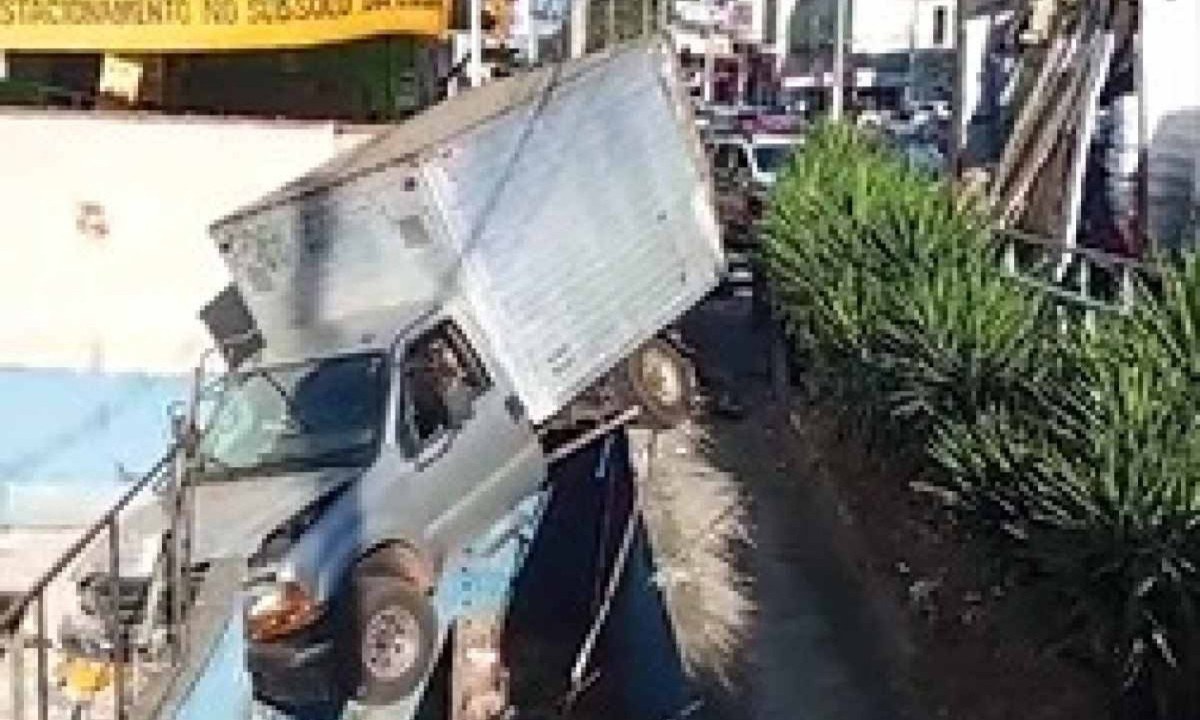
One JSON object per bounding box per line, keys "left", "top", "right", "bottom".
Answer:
{"left": 66, "top": 39, "right": 723, "bottom": 710}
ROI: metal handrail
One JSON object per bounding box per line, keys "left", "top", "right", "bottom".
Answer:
{"left": 996, "top": 227, "right": 1158, "bottom": 274}
{"left": 3, "top": 346, "right": 220, "bottom": 720}
{"left": 3, "top": 443, "right": 184, "bottom": 720}
{"left": 0, "top": 357, "right": 215, "bottom": 720}
{"left": 0, "top": 446, "right": 179, "bottom": 636}
{"left": 994, "top": 228, "right": 1152, "bottom": 319}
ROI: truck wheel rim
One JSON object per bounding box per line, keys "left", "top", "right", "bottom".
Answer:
{"left": 363, "top": 606, "right": 421, "bottom": 680}
{"left": 640, "top": 347, "right": 683, "bottom": 407}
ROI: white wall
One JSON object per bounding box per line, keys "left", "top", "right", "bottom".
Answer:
{"left": 778, "top": 0, "right": 954, "bottom": 69}
{"left": 851, "top": 0, "right": 954, "bottom": 54}
{"left": 0, "top": 112, "right": 375, "bottom": 374}
{"left": 671, "top": 25, "right": 735, "bottom": 56}
{"left": 674, "top": 0, "right": 717, "bottom": 26}
{"left": 1142, "top": 0, "right": 1200, "bottom": 249}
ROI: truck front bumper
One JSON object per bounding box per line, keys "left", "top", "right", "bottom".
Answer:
{"left": 246, "top": 615, "right": 343, "bottom": 707}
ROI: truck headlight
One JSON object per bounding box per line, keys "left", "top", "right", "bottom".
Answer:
{"left": 247, "top": 581, "right": 320, "bottom": 642}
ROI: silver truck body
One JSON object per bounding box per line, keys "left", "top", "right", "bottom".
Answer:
{"left": 67, "top": 40, "right": 722, "bottom": 707}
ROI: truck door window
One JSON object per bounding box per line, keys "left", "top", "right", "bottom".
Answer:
{"left": 398, "top": 322, "right": 491, "bottom": 455}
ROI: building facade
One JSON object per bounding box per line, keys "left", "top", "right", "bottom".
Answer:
{"left": 777, "top": 0, "right": 956, "bottom": 111}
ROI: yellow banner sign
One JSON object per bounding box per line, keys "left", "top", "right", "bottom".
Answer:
{"left": 0, "top": 0, "right": 448, "bottom": 50}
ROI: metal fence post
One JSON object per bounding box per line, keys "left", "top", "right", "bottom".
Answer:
{"left": 35, "top": 596, "right": 46, "bottom": 720}
{"left": 1120, "top": 264, "right": 1135, "bottom": 314}
{"left": 109, "top": 516, "right": 126, "bottom": 720}
{"left": 607, "top": 0, "right": 616, "bottom": 46}
{"left": 170, "top": 442, "right": 187, "bottom": 662}
{"left": 1079, "top": 257, "right": 1096, "bottom": 330}
{"left": 9, "top": 625, "right": 25, "bottom": 720}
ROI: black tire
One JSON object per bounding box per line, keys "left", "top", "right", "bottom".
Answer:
{"left": 621, "top": 338, "right": 697, "bottom": 429}
{"left": 342, "top": 575, "right": 437, "bottom": 705}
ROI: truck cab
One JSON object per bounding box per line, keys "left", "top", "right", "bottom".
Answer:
{"left": 192, "top": 301, "right": 545, "bottom": 706}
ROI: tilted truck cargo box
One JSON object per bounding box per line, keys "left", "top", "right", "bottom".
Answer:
{"left": 210, "top": 40, "right": 723, "bottom": 425}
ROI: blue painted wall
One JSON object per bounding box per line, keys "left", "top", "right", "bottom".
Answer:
{"left": 0, "top": 369, "right": 187, "bottom": 526}
{"left": 174, "top": 602, "right": 253, "bottom": 720}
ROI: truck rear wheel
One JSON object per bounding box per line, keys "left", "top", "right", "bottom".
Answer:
{"left": 622, "top": 338, "right": 696, "bottom": 428}
{"left": 343, "top": 575, "right": 437, "bottom": 705}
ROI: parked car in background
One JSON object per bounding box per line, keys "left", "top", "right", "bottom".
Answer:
{"left": 707, "top": 130, "right": 803, "bottom": 245}
{"left": 711, "top": 132, "right": 803, "bottom": 190}
{"left": 911, "top": 99, "right": 952, "bottom": 123}
{"left": 856, "top": 109, "right": 886, "bottom": 130}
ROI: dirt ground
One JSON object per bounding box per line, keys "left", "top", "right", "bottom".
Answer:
{"left": 674, "top": 295, "right": 1109, "bottom": 720}
{"left": 782, "top": 403, "right": 1111, "bottom": 720}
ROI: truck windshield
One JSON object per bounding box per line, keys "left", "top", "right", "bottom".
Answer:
{"left": 196, "top": 353, "right": 387, "bottom": 477}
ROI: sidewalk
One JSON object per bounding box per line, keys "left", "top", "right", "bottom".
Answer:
{"left": 654, "top": 295, "right": 909, "bottom": 720}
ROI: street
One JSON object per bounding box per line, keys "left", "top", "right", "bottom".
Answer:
{"left": 640, "top": 294, "right": 908, "bottom": 720}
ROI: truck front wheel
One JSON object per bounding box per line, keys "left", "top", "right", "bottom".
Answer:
{"left": 343, "top": 575, "right": 437, "bottom": 705}
{"left": 622, "top": 338, "right": 696, "bottom": 428}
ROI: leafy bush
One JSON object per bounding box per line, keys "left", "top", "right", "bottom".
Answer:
{"left": 762, "top": 121, "right": 1049, "bottom": 441}
{"left": 764, "top": 122, "right": 1200, "bottom": 717}
{"left": 930, "top": 263, "right": 1200, "bottom": 716}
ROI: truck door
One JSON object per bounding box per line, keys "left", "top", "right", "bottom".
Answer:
{"left": 396, "top": 320, "right": 545, "bottom": 557}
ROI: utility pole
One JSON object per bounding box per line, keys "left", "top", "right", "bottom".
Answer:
{"left": 949, "top": 0, "right": 966, "bottom": 178}
{"left": 642, "top": 0, "right": 651, "bottom": 37}
{"left": 657, "top": 0, "right": 667, "bottom": 32}
{"left": 607, "top": 0, "right": 617, "bottom": 45}
{"left": 907, "top": 0, "right": 919, "bottom": 107}
{"left": 526, "top": 0, "right": 539, "bottom": 63}
{"left": 570, "top": 0, "right": 588, "bottom": 57}
{"left": 469, "top": 0, "right": 483, "bottom": 87}
{"left": 703, "top": 22, "right": 716, "bottom": 104}
{"left": 831, "top": 0, "right": 846, "bottom": 120}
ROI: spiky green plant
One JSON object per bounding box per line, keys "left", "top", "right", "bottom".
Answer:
{"left": 764, "top": 121, "right": 1200, "bottom": 717}
{"left": 763, "top": 121, "right": 1048, "bottom": 442}
{"left": 929, "top": 257, "right": 1200, "bottom": 718}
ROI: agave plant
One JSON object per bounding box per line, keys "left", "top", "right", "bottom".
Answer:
{"left": 763, "top": 121, "right": 1049, "bottom": 444}
{"left": 878, "top": 234, "right": 1053, "bottom": 437}
{"left": 929, "top": 258, "right": 1200, "bottom": 719}
{"left": 762, "top": 122, "right": 899, "bottom": 430}
{"left": 766, "top": 120, "right": 1200, "bottom": 718}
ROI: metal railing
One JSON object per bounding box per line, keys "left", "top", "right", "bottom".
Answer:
{"left": 997, "top": 227, "right": 1155, "bottom": 324}
{"left": 0, "top": 352, "right": 216, "bottom": 720}
{"left": 1, "top": 441, "right": 194, "bottom": 720}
